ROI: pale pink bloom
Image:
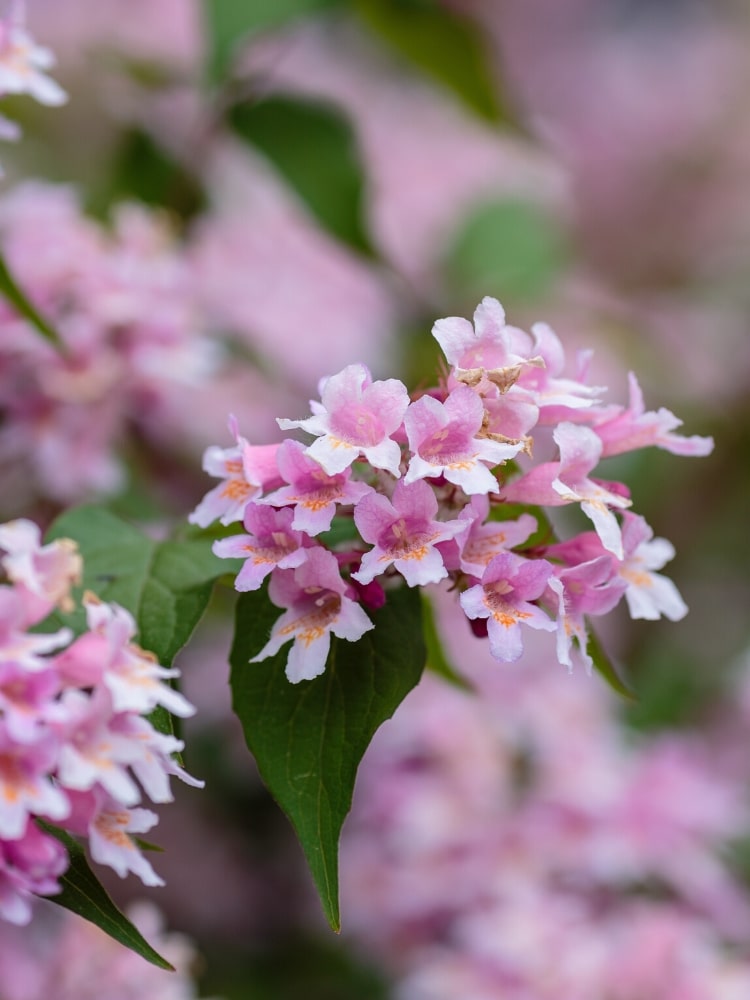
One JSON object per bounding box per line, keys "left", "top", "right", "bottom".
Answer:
{"left": 278, "top": 363, "right": 409, "bottom": 477}
{"left": 256, "top": 438, "right": 373, "bottom": 535}
{"left": 459, "top": 552, "right": 556, "bottom": 662}
{"left": 188, "top": 416, "right": 281, "bottom": 528}
{"left": 212, "top": 504, "right": 309, "bottom": 592}
{"left": 618, "top": 512, "right": 688, "bottom": 621}
{"left": 87, "top": 795, "right": 164, "bottom": 887}
{"left": 0, "top": 820, "right": 68, "bottom": 926}
{"left": 433, "top": 296, "right": 544, "bottom": 393}
{"left": 548, "top": 556, "right": 626, "bottom": 672}
{"left": 502, "top": 422, "right": 631, "bottom": 558}
{"left": 0, "top": 661, "right": 59, "bottom": 744}
{"left": 250, "top": 548, "right": 373, "bottom": 683}
{"left": 0, "top": 21, "right": 67, "bottom": 106}
{"left": 60, "top": 596, "right": 195, "bottom": 719}
{"left": 517, "top": 321, "right": 604, "bottom": 412}
{"left": 0, "top": 735, "right": 69, "bottom": 840}
{"left": 449, "top": 495, "right": 538, "bottom": 578}
{"left": 53, "top": 690, "right": 144, "bottom": 807}
{"left": 112, "top": 713, "right": 203, "bottom": 805}
{"left": 405, "top": 386, "right": 523, "bottom": 494}
{"left": 0, "top": 586, "right": 72, "bottom": 670}
{"left": 0, "top": 519, "right": 81, "bottom": 615}
{"left": 352, "top": 479, "right": 464, "bottom": 588}
{"left": 592, "top": 372, "right": 714, "bottom": 458}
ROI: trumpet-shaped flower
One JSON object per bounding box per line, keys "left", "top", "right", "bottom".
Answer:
{"left": 502, "top": 422, "right": 631, "bottom": 558}
{"left": 188, "top": 416, "right": 281, "bottom": 528}
{"left": 432, "top": 296, "right": 544, "bottom": 393}
{"left": 0, "top": 21, "right": 67, "bottom": 107}
{"left": 353, "top": 479, "right": 464, "bottom": 587}
{"left": 459, "top": 552, "right": 555, "bottom": 662}
{"left": 451, "top": 495, "right": 538, "bottom": 578}
{"left": 251, "top": 548, "right": 373, "bottom": 683}
{"left": 0, "top": 520, "right": 81, "bottom": 616}
{"left": 87, "top": 795, "right": 164, "bottom": 887}
{"left": 405, "top": 385, "right": 523, "bottom": 494}
{"left": 548, "top": 557, "right": 627, "bottom": 672}
{"left": 618, "top": 512, "right": 688, "bottom": 621}
{"left": 592, "top": 373, "right": 714, "bottom": 459}
{"left": 212, "top": 503, "right": 310, "bottom": 591}
{"left": 0, "top": 735, "right": 69, "bottom": 840}
{"left": 278, "top": 363, "right": 409, "bottom": 476}
{"left": 256, "top": 438, "right": 373, "bottom": 535}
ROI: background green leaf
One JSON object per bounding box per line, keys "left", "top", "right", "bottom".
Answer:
{"left": 204, "top": 0, "right": 343, "bottom": 83}
{"left": 229, "top": 95, "right": 374, "bottom": 255}
{"left": 0, "top": 251, "right": 65, "bottom": 351}
{"left": 38, "top": 823, "right": 174, "bottom": 971}
{"left": 229, "top": 584, "right": 425, "bottom": 930}
{"left": 46, "top": 505, "right": 237, "bottom": 667}
{"left": 353, "top": 0, "right": 507, "bottom": 123}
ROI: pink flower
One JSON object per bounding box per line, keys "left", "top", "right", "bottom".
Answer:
{"left": 255, "top": 438, "right": 373, "bottom": 535}
{"left": 502, "top": 422, "right": 631, "bottom": 558}
{"left": 548, "top": 557, "right": 626, "bottom": 671}
{"left": 278, "top": 363, "right": 409, "bottom": 477}
{"left": 450, "top": 495, "right": 538, "bottom": 578}
{"left": 188, "top": 416, "right": 281, "bottom": 528}
{"left": 212, "top": 503, "right": 310, "bottom": 591}
{"left": 352, "top": 479, "right": 464, "bottom": 587}
{"left": 592, "top": 373, "right": 714, "bottom": 458}
{"left": 618, "top": 512, "right": 688, "bottom": 621}
{"left": 517, "top": 321, "right": 604, "bottom": 412}
{"left": 57, "top": 595, "right": 196, "bottom": 719}
{"left": 0, "top": 520, "right": 81, "bottom": 616}
{"left": 250, "top": 548, "right": 373, "bottom": 682}
{"left": 0, "top": 662, "right": 59, "bottom": 744}
{"left": 0, "top": 734, "right": 69, "bottom": 840}
{"left": 0, "top": 21, "right": 67, "bottom": 107}
{"left": 432, "top": 296, "right": 544, "bottom": 392}
{"left": 0, "top": 820, "right": 68, "bottom": 926}
{"left": 86, "top": 794, "right": 164, "bottom": 887}
{"left": 459, "top": 552, "right": 555, "bottom": 662}
{"left": 0, "top": 586, "right": 72, "bottom": 670}
{"left": 404, "top": 386, "right": 522, "bottom": 494}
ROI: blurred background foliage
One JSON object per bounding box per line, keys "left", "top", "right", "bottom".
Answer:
{"left": 7, "top": 0, "right": 750, "bottom": 995}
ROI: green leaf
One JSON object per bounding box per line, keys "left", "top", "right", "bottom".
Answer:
{"left": 443, "top": 197, "right": 567, "bottom": 306}
{"left": 205, "top": 0, "right": 343, "bottom": 82}
{"left": 87, "top": 128, "right": 206, "bottom": 223}
{"left": 0, "top": 252, "right": 65, "bottom": 351}
{"left": 38, "top": 823, "right": 174, "bottom": 971}
{"left": 354, "top": 0, "right": 506, "bottom": 123}
{"left": 46, "top": 505, "right": 237, "bottom": 667}
{"left": 421, "top": 590, "right": 473, "bottom": 691}
{"left": 585, "top": 622, "right": 636, "bottom": 701}
{"left": 229, "top": 95, "right": 374, "bottom": 255}
{"left": 229, "top": 584, "right": 426, "bottom": 930}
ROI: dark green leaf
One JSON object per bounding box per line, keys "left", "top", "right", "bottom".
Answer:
{"left": 354, "top": 0, "right": 506, "bottom": 123}
{"left": 87, "top": 129, "right": 206, "bottom": 223}
{"left": 585, "top": 622, "right": 636, "bottom": 700}
{"left": 0, "top": 252, "right": 65, "bottom": 351}
{"left": 443, "top": 198, "right": 567, "bottom": 306}
{"left": 421, "top": 590, "right": 473, "bottom": 691}
{"left": 46, "top": 505, "right": 237, "bottom": 667}
{"left": 38, "top": 823, "right": 174, "bottom": 971}
{"left": 229, "top": 95, "right": 374, "bottom": 254}
{"left": 205, "top": 0, "right": 343, "bottom": 82}
{"left": 229, "top": 584, "right": 425, "bottom": 930}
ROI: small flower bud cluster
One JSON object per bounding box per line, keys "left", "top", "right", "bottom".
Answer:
{"left": 0, "top": 519, "right": 201, "bottom": 926}
{"left": 193, "top": 297, "right": 713, "bottom": 683}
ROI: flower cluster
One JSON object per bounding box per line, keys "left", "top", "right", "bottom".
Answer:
{"left": 194, "top": 297, "right": 712, "bottom": 682}
{"left": 0, "top": 519, "right": 201, "bottom": 925}
{"left": 0, "top": 184, "right": 217, "bottom": 507}
{"left": 341, "top": 656, "right": 750, "bottom": 1000}
{"left": 0, "top": 1, "right": 66, "bottom": 149}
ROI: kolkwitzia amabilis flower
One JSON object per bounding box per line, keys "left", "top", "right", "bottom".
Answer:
{"left": 404, "top": 385, "right": 523, "bottom": 493}
{"left": 459, "top": 552, "right": 556, "bottom": 662}
{"left": 251, "top": 547, "right": 373, "bottom": 682}
{"left": 199, "top": 296, "right": 712, "bottom": 682}
{"left": 353, "top": 479, "right": 464, "bottom": 587}
{"left": 0, "top": 519, "right": 203, "bottom": 923}
{"left": 278, "top": 362, "right": 409, "bottom": 476}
